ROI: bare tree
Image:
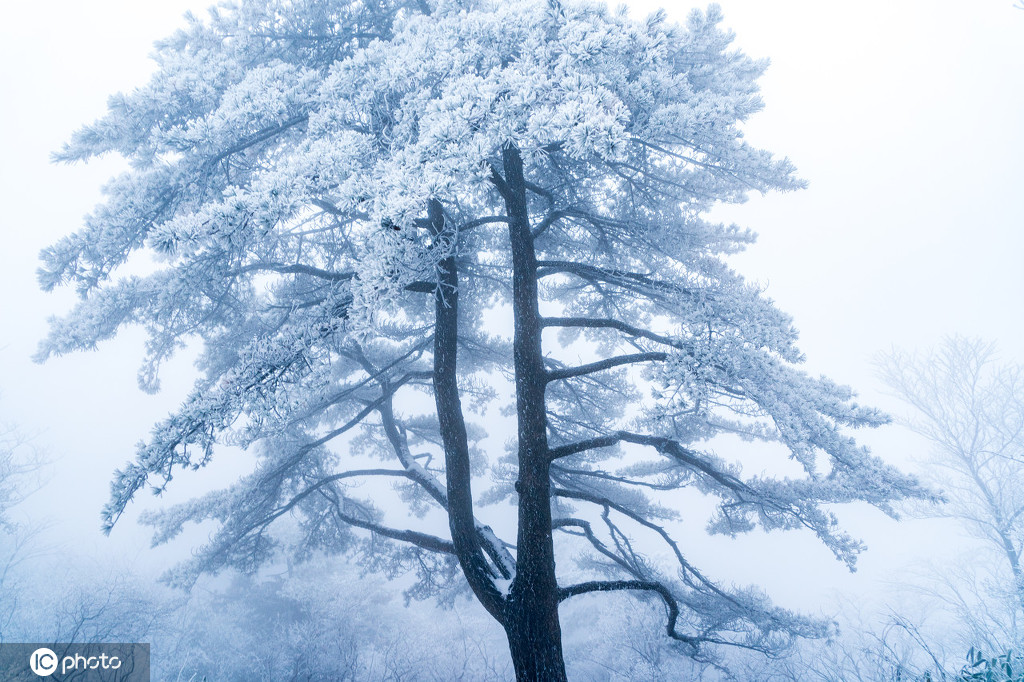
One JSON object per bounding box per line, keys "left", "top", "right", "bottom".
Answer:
{"left": 878, "top": 336, "right": 1024, "bottom": 651}
{"left": 0, "top": 420, "right": 45, "bottom": 644}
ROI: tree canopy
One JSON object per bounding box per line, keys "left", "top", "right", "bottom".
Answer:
{"left": 39, "top": 0, "right": 932, "bottom": 677}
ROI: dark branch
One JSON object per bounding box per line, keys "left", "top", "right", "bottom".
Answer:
{"left": 553, "top": 486, "right": 742, "bottom": 608}
{"left": 351, "top": 347, "right": 515, "bottom": 582}
{"left": 616, "top": 432, "right": 749, "bottom": 493}
{"left": 550, "top": 430, "right": 749, "bottom": 496}
{"left": 428, "top": 198, "right": 506, "bottom": 617}
{"left": 459, "top": 216, "right": 510, "bottom": 231}
{"left": 531, "top": 209, "right": 566, "bottom": 239}
{"left": 542, "top": 316, "right": 682, "bottom": 349}
{"left": 548, "top": 433, "right": 623, "bottom": 461}
{"left": 557, "top": 579, "right": 698, "bottom": 648}
{"left": 552, "top": 517, "right": 633, "bottom": 573}
{"left": 254, "top": 468, "right": 413, "bottom": 530}
{"left": 323, "top": 492, "right": 456, "bottom": 555}
{"left": 220, "top": 468, "right": 456, "bottom": 558}
{"left": 524, "top": 180, "right": 554, "bottom": 204}
{"left": 206, "top": 114, "right": 309, "bottom": 169}
{"left": 536, "top": 260, "right": 685, "bottom": 298}
{"left": 551, "top": 463, "right": 680, "bottom": 491}
{"left": 546, "top": 352, "right": 667, "bottom": 383}
{"left": 488, "top": 163, "right": 512, "bottom": 201}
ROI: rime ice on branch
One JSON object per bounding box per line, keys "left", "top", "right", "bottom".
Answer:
{"left": 38, "top": 0, "right": 933, "bottom": 677}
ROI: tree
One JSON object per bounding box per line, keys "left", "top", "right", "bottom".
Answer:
{"left": 0, "top": 419, "right": 43, "bottom": 644}
{"left": 39, "top": 0, "right": 932, "bottom": 677}
{"left": 878, "top": 337, "right": 1024, "bottom": 654}
{"left": 154, "top": 557, "right": 512, "bottom": 681}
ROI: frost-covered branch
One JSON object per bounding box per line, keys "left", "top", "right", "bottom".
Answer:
{"left": 318, "top": 490, "right": 457, "bottom": 556}
{"left": 536, "top": 260, "right": 687, "bottom": 300}
{"left": 203, "top": 114, "right": 309, "bottom": 171}
{"left": 226, "top": 262, "right": 355, "bottom": 281}
{"left": 546, "top": 352, "right": 667, "bottom": 383}
{"left": 542, "top": 316, "right": 683, "bottom": 349}
{"left": 557, "top": 580, "right": 699, "bottom": 648}
{"left": 226, "top": 467, "right": 459, "bottom": 554}
{"left": 553, "top": 486, "right": 739, "bottom": 605}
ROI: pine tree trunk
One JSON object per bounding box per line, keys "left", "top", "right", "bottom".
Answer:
{"left": 495, "top": 144, "right": 569, "bottom": 681}
{"left": 428, "top": 198, "right": 506, "bottom": 621}
{"left": 503, "top": 450, "right": 567, "bottom": 681}
{"left": 505, "top": 594, "right": 569, "bottom": 681}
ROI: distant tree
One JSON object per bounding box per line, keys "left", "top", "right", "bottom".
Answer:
{"left": 0, "top": 414, "right": 164, "bottom": 652}
{"left": 39, "top": 0, "right": 931, "bottom": 677}
{"left": 162, "top": 569, "right": 368, "bottom": 681}
{"left": 0, "top": 420, "right": 42, "bottom": 643}
{"left": 878, "top": 337, "right": 1024, "bottom": 654}
{"left": 156, "top": 558, "right": 511, "bottom": 681}
{"left": 741, "top": 606, "right": 956, "bottom": 682}
{"left": 0, "top": 421, "right": 35, "bottom": 530}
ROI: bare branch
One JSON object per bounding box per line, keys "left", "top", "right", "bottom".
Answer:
{"left": 553, "top": 485, "right": 743, "bottom": 609}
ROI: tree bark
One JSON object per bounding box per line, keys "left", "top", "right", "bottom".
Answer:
{"left": 494, "top": 145, "right": 568, "bottom": 681}
{"left": 428, "top": 198, "right": 505, "bottom": 620}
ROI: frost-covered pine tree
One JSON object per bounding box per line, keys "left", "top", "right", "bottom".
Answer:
{"left": 39, "top": 0, "right": 933, "bottom": 678}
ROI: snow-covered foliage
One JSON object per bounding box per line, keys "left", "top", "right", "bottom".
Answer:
{"left": 40, "top": 0, "right": 933, "bottom": 669}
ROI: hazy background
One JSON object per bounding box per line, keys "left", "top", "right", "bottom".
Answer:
{"left": 0, "top": 0, "right": 1021, "bottom": 623}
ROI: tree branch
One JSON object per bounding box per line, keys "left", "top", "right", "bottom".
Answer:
{"left": 557, "top": 579, "right": 698, "bottom": 648}
{"left": 546, "top": 352, "right": 667, "bottom": 383}
{"left": 350, "top": 348, "right": 516, "bottom": 582}
{"left": 531, "top": 209, "right": 566, "bottom": 239}
{"left": 488, "top": 163, "right": 512, "bottom": 201}
{"left": 536, "top": 260, "right": 686, "bottom": 298}
{"left": 553, "top": 486, "right": 742, "bottom": 608}
{"left": 459, "top": 216, "right": 510, "bottom": 231}
{"left": 552, "top": 517, "right": 632, "bottom": 573}
{"left": 205, "top": 114, "right": 309, "bottom": 169}
{"left": 227, "top": 262, "right": 355, "bottom": 281}
{"left": 320, "top": 489, "right": 456, "bottom": 555}
{"left": 542, "top": 316, "right": 682, "bottom": 349}
{"left": 551, "top": 463, "right": 680, "bottom": 491}
{"left": 548, "top": 433, "right": 624, "bottom": 461}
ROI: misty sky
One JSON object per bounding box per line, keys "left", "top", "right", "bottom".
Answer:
{"left": 0, "top": 0, "right": 1021, "bottom": 616}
